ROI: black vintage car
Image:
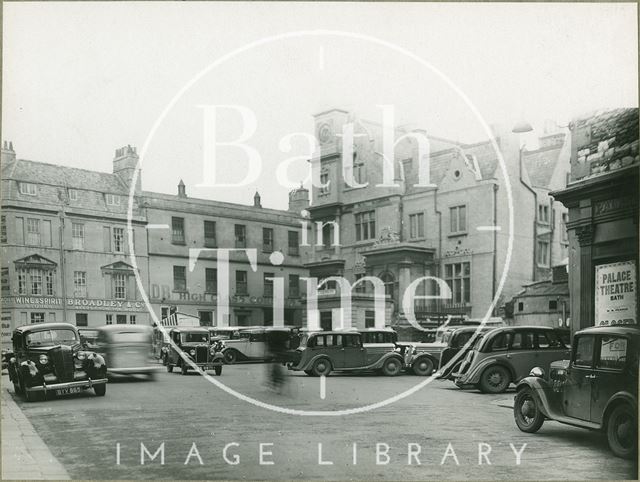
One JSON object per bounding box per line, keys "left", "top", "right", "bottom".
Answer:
{"left": 7, "top": 322, "right": 107, "bottom": 401}
{"left": 165, "top": 327, "right": 224, "bottom": 375}
{"left": 513, "top": 325, "right": 638, "bottom": 459}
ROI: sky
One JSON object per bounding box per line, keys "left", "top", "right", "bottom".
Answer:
{"left": 3, "top": 2, "right": 638, "bottom": 210}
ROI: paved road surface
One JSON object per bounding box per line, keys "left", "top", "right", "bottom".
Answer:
{"left": 6, "top": 364, "right": 637, "bottom": 480}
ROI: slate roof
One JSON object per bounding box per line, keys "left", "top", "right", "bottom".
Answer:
{"left": 523, "top": 143, "right": 564, "bottom": 188}
{"left": 4, "top": 159, "right": 127, "bottom": 193}
{"left": 515, "top": 279, "right": 569, "bottom": 298}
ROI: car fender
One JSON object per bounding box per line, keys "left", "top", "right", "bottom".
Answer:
{"left": 602, "top": 391, "right": 638, "bottom": 428}
{"left": 372, "top": 352, "right": 404, "bottom": 370}
{"left": 466, "top": 357, "right": 515, "bottom": 384}
{"left": 301, "top": 353, "right": 333, "bottom": 371}
{"left": 515, "top": 376, "right": 556, "bottom": 419}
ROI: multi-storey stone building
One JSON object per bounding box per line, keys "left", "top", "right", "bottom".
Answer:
{"left": 1, "top": 143, "right": 150, "bottom": 345}
{"left": 1, "top": 142, "right": 309, "bottom": 345}
{"left": 304, "top": 109, "right": 570, "bottom": 331}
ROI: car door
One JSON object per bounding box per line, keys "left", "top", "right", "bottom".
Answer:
{"left": 563, "top": 334, "right": 595, "bottom": 421}
{"left": 590, "top": 334, "right": 632, "bottom": 425}
{"left": 342, "top": 334, "right": 366, "bottom": 368}
{"left": 505, "top": 330, "right": 535, "bottom": 380}
{"left": 247, "top": 332, "right": 266, "bottom": 359}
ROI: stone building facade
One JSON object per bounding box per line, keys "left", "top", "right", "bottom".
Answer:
{"left": 1, "top": 142, "right": 309, "bottom": 344}
{"left": 304, "top": 109, "right": 570, "bottom": 331}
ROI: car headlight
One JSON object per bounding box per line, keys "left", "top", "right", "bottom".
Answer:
{"left": 189, "top": 349, "right": 196, "bottom": 356}
{"left": 39, "top": 355, "right": 48, "bottom": 365}
{"left": 209, "top": 347, "right": 216, "bottom": 355}
{"left": 529, "top": 367, "right": 545, "bottom": 378}
{"left": 76, "top": 352, "right": 86, "bottom": 360}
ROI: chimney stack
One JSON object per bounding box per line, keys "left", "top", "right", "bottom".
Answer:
{"left": 288, "top": 183, "right": 310, "bottom": 212}
{"left": 113, "top": 145, "right": 141, "bottom": 193}
{"left": 253, "top": 191, "right": 262, "bottom": 208}
{"left": 178, "top": 179, "right": 186, "bottom": 198}
{"left": 2, "top": 141, "right": 16, "bottom": 165}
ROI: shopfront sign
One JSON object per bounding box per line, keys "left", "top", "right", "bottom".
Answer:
{"left": 595, "top": 260, "right": 637, "bottom": 326}
{"left": 149, "top": 284, "right": 302, "bottom": 308}
{"left": 1, "top": 296, "right": 148, "bottom": 312}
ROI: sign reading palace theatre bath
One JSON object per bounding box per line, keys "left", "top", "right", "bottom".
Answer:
{"left": 595, "top": 260, "right": 638, "bottom": 326}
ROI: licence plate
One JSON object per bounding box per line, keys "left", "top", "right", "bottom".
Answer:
{"left": 55, "top": 386, "right": 82, "bottom": 396}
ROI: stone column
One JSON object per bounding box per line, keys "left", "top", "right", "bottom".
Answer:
{"left": 576, "top": 224, "right": 594, "bottom": 330}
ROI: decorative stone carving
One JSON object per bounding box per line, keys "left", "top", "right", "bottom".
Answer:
{"left": 374, "top": 226, "right": 400, "bottom": 246}
{"left": 575, "top": 224, "right": 594, "bottom": 246}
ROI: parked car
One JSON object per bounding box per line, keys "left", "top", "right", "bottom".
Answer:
{"left": 435, "top": 326, "right": 497, "bottom": 379}
{"left": 165, "top": 327, "right": 224, "bottom": 375}
{"left": 513, "top": 325, "right": 638, "bottom": 459}
{"left": 453, "top": 326, "right": 570, "bottom": 393}
{"left": 94, "top": 325, "right": 159, "bottom": 378}
{"left": 7, "top": 322, "right": 107, "bottom": 401}
{"left": 287, "top": 331, "right": 404, "bottom": 377}
{"left": 222, "top": 327, "right": 295, "bottom": 363}
{"left": 208, "top": 326, "right": 253, "bottom": 340}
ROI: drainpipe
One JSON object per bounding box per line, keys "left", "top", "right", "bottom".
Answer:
{"left": 434, "top": 188, "right": 442, "bottom": 316}
{"left": 59, "top": 210, "right": 67, "bottom": 321}
{"left": 518, "top": 145, "right": 537, "bottom": 281}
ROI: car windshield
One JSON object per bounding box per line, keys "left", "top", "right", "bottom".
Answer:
{"left": 181, "top": 333, "right": 209, "bottom": 343}
{"left": 26, "top": 329, "right": 78, "bottom": 347}
{"left": 111, "top": 332, "right": 151, "bottom": 343}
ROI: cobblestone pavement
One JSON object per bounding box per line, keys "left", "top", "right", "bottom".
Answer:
{"left": 2, "top": 375, "right": 70, "bottom": 480}
{"left": 3, "top": 366, "right": 638, "bottom": 480}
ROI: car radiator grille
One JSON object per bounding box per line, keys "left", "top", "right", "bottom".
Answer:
{"left": 196, "top": 346, "right": 208, "bottom": 363}
{"left": 50, "top": 346, "right": 74, "bottom": 382}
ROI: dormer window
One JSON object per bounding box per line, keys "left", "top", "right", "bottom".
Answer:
{"left": 106, "top": 194, "right": 121, "bottom": 206}
{"left": 19, "top": 183, "right": 37, "bottom": 196}
{"left": 68, "top": 189, "right": 78, "bottom": 201}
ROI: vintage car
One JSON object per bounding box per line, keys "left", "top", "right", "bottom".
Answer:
{"left": 287, "top": 331, "right": 404, "bottom": 376}
{"left": 453, "top": 326, "right": 570, "bottom": 393}
{"left": 94, "top": 325, "right": 159, "bottom": 378}
{"left": 435, "top": 326, "right": 497, "bottom": 379}
{"left": 7, "top": 322, "right": 107, "bottom": 401}
{"left": 513, "top": 325, "right": 638, "bottom": 459}
{"left": 208, "top": 326, "right": 253, "bottom": 340}
{"left": 165, "top": 327, "right": 224, "bottom": 375}
{"left": 222, "top": 327, "right": 296, "bottom": 363}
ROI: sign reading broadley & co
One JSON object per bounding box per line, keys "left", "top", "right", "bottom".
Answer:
{"left": 1, "top": 296, "right": 148, "bottom": 312}
{"left": 595, "top": 260, "right": 638, "bottom": 326}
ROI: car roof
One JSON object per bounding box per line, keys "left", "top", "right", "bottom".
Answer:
{"left": 576, "top": 325, "right": 640, "bottom": 337}
{"left": 14, "top": 322, "right": 77, "bottom": 333}
{"left": 169, "top": 326, "right": 210, "bottom": 333}
{"left": 96, "top": 324, "right": 151, "bottom": 333}
{"left": 356, "top": 327, "right": 396, "bottom": 333}
{"left": 308, "top": 331, "right": 361, "bottom": 336}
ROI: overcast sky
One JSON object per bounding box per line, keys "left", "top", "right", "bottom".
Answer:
{"left": 3, "top": 2, "right": 638, "bottom": 209}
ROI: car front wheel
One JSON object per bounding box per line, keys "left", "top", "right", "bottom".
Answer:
{"left": 181, "top": 362, "right": 189, "bottom": 375}
{"left": 94, "top": 383, "right": 106, "bottom": 397}
{"left": 607, "top": 404, "right": 637, "bottom": 459}
{"left": 479, "top": 365, "right": 510, "bottom": 393}
{"left": 214, "top": 366, "right": 222, "bottom": 376}
{"left": 311, "top": 358, "right": 332, "bottom": 377}
{"left": 381, "top": 357, "right": 402, "bottom": 376}
{"left": 166, "top": 363, "right": 173, "bottom": 373}
{"left": 514, "top": 387, "right": 544, "bottom": 433}
{"left": 412, "top": 357, "right": 434, "bottom": 376}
